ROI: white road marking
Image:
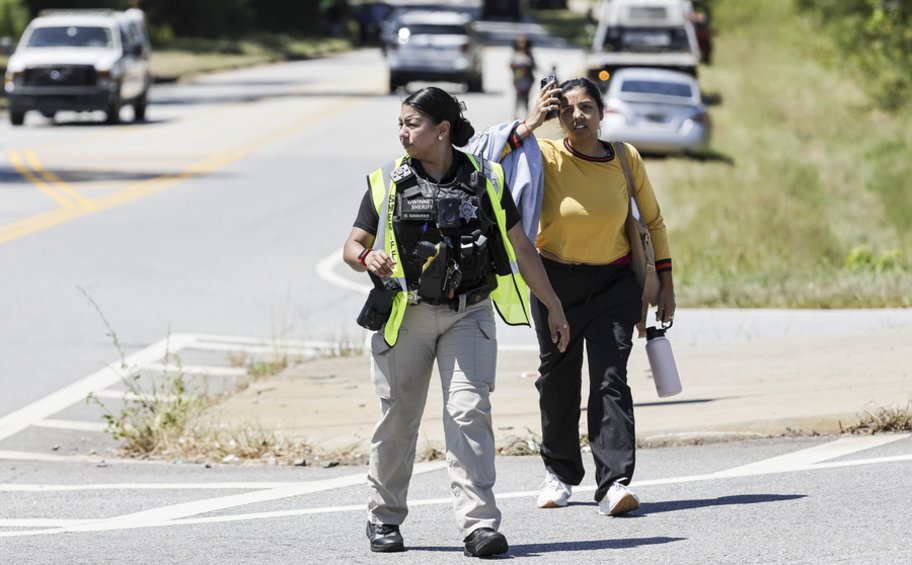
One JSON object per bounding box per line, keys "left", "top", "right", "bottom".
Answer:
{"left": 32, "top": 419, "right": 107, "bottom": 432}
{"left": 0, "top": 461, "right": 447, "bottom": 537}
{"left": 89, "top": 389, "right": 179, "bottom": 402}
{"left": 712, "top": 434, "right": 908, "bottom": 478}
{"left": 0, "top": 519, "right": 91, "bottom": 528}
{"left": 0, "top": 450, "right": 125, "bottom": 463}
{"left": 316, "top": 248, "right": 371, "bottom": 294}
{"left": 0, "top": 482, "right": 319, "bottom": 492}
{"left": 0, "top": 333, "right": 350, "bottom": 463}
{"left": 141, "top": 363, "right": 249, "bottom": 378}
{"left": 0, "top": 436, "right": 908, "bottom": 538}
{"left": 0, "top": 335, "right": 195, "bottom": 442}
{"left": 189, "top": 334, "right": 340, "bottom": 350}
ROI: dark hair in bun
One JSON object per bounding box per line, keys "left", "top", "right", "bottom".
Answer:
{"left": 402, "top": 87, "right": 475, "bottom": 146}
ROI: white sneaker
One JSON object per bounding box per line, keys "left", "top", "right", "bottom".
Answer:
{"left": 536, "top": 471, "right": 572, "bottom": 508}
{"left": 598, "top": 480, "right": 640, "bottom": 516}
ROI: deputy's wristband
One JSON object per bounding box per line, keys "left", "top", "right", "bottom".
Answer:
{"left": 357, "top": 248, "right": 373, "bottom": 265}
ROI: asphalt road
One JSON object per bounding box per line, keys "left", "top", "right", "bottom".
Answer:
{"left": 1, "top": 434, "right": 910, "bottom": 563}
{"left": 2, "top": 42, "right": 911, "bottom": 564}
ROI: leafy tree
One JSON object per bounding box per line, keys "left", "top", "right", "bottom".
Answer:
{"left": 0, "top": 0, "right": 29, "bottom": 38}
{"left": 253, "top": 0, "right": 322, "bottom": 34}
{"left": 798, "top": 0, "right": 912, "bottom": 110}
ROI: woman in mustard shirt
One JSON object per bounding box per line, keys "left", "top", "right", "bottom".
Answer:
{"left": 512, "top": 77, "right": 676, "bottom": 517}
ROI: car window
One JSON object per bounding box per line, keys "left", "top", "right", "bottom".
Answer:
{"left": 627, "top": 6, "right": 668, "bottom": 21}
{"left": 620, "top": 79, "right": 693, "bottom": 98}
{"left": 399, "top": 24, "right": 467, "bottom": 36}
{"left": 26, "top": 26, "right": 114, "bottom": 48}
{"left": 604, "top": 27, "right": 691, "bottom": 51}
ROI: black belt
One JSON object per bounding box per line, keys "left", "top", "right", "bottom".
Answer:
{"left": 416, "top": 286, "right": 492, "bottom": 311}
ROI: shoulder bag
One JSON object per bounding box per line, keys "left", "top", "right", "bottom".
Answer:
{"left": 612, "top": 142, "right": 661, "bottom": 336}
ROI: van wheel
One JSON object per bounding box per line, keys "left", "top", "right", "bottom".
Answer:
{"left": 105, "top": 97, "right": 121, "bottom": 125}
{"left": 134, "top": 94, "right": 147, "bottom": 121}
{"left": 467, "top": 75, "right": 483, "bottom": 93}
{"left": 10, "top": 108, "right": 26, "bottom": 126}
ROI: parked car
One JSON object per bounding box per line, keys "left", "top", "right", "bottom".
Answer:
{"left": 586, "top": 0, "right": 701, "bottom": 86}
{"left": 3, "top": 9, "right": 151, "bottom": 126}
{"left": 600, "top": 67, "right": 710, "bottom": 156}
{"left": 385, "top": 10, "right": 484, "bottom": 93}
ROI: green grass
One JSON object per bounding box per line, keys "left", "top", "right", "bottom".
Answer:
{"left": 645, "top": 0, "right": 912, "bottom": 307}
{"left": 532, "top": 7, "right": 597, "bottom": 48}
{"left": 150, "top": 35, "right": 353, "bottom": 82}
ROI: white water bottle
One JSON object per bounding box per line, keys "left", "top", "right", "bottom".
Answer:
{"left": 645, "top": 325, "right": 682, "bottom": 398}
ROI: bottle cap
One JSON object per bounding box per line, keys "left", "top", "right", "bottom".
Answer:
{"left": 646, "top": 326, "right": 665, "bottom": 340}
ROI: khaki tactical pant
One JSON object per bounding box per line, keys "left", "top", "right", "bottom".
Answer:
{"left": 366, "top": 299, "right": 500, "bottom": 537}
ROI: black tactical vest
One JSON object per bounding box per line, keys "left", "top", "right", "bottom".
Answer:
{"left": 391, "top": 161, "right": 497, "bottom": 301}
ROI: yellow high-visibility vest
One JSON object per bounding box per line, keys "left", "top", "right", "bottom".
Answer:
{"left": 367, "top": 153, "right": 531, "bottom": 346}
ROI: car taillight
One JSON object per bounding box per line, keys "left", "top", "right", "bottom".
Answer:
{"left": 690, "top": 110, "right": 708, "bottom": 124}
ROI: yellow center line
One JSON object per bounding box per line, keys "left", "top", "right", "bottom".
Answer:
{"left": 23, "top": 150, "right": 97, "bottom": 211}
{"left": 7, "top": 150, "right": 78, "bottom": 210}
{"left": 0, "top": 95, "right": 367, "bottom": 246}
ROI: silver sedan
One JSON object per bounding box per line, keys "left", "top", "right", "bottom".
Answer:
{"left": 600, "top": 67, "right": 711, "bottom": 156}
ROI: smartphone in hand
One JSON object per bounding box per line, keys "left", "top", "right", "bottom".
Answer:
{"left": 540, "top": 75, "right": 559, "bottom": 120}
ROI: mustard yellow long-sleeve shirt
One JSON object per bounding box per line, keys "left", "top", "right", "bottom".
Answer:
{"left": 536, "top": 138, "right": 672, "bottom": 270}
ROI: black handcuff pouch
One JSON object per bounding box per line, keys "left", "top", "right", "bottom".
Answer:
{"left": 357, "top": 273, "right": 399, "bottom": 331}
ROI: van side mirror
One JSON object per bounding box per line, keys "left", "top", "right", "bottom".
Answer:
{"left": 0, "top": 37, "right": 15, "bottom": 56}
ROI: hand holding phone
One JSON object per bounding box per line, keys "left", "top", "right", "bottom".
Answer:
{"left": 540, "top": 75, "right": 559, "bottom": 120}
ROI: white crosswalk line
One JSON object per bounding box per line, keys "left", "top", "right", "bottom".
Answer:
{"left": 0, "top": 335, "right": 195, "bottom": 442}
{"left": 2, "top": 438, "right": 910, "bottom": 538}
{"left": 32, "top": 419, "right": 107, "bottom": 432}
{"left": 711, "top": 434, "right": 909, "bottom": 478}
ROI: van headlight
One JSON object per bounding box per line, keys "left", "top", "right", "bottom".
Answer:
{"left": 4, "top": 70, "right": 22, "bottom": 93}
{"left": 96, "top": 69, "right": 114, "bottom": 89}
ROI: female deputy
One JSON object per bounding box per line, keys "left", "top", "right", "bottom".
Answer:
{"left": 343, "top": 87, "right": 569, "bottom": 557}
{"left": 510, "top": 77, "right": 676, "bottom": 516}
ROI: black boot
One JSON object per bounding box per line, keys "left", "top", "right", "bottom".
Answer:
{"left": 463, "top": 527, "right": 509, "bottom": 558}
{"left": 366, "top": 521, "right": 405, "bottom": 553}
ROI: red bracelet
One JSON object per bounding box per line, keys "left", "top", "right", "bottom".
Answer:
{"left": 357, "top": 248, "right": 373, "bottom": 265}
{"left": 521, "top": 119, "right": 529, "bottom": 132}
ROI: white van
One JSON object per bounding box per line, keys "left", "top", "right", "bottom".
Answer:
{"left": 586, "top": 0, "right": 701, "bottom": 86}
{"left": 3, "top": 9, "right": 152, "bottom": 126}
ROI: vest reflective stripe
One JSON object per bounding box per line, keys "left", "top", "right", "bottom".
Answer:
{"left": 464, "top": 154, "right": 531, "bottom": 327}
{"left": 368, "top": 154, "right": 531, "bottom": 346}
{"left": 370, "top": 157, "right": 409, "bottom": 346}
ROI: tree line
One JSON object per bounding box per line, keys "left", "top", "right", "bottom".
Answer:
{"left": 798, "top": 0, "right": 912, "bottom": 111}
{"left": 1, "top": 0, "right": 338, "bottom": 40}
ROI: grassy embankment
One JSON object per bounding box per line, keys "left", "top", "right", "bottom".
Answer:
{"left": 644, "top": 0, "right": 911, "bottom": 308}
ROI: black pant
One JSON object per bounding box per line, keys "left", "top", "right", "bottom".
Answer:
{"left": 530, "top": 257, "right": 642, "bottom": 502}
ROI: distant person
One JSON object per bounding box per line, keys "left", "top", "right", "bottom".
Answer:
{"left": 319, "top": 0, "right": 346, "bottom": 37}
{"left": 343, "top": 86, "right": 569, "bottom": 557}
{"left": 509, "top": 36, "right": 537, "bottom": 118}
{"left": 497, "top": 77, "right": 677, "bottom": 516}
